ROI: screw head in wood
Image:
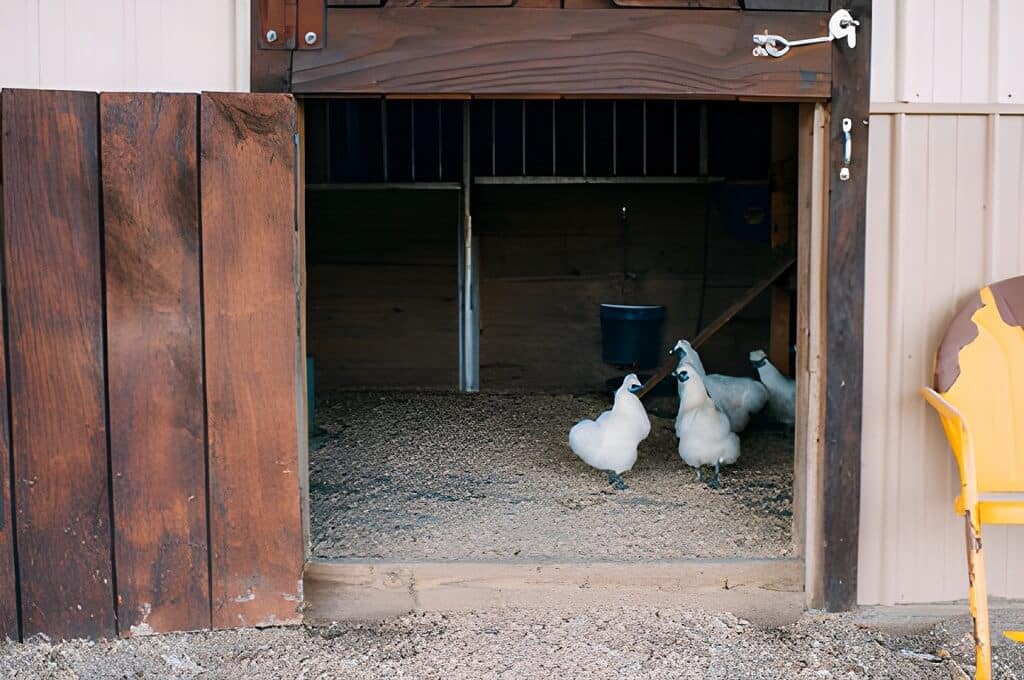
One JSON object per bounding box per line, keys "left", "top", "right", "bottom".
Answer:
{"left": 266, "top": 29, "right": 278, "bottom": 43}
{"left": 304, "top": 31, "right": 318, "bottom": 45}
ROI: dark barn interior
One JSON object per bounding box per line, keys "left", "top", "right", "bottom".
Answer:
{"left": 303, "top": 98, "right": 800, "bottom": 562}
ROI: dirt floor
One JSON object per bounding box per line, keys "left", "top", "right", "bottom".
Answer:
{"left": 309, "top": 391, "right": 794, "bottom": 561}
{"left": 2, "top": 606, "right": 1022, "bottom": 679}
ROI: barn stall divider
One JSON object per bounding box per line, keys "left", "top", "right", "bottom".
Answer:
{"left": 0, "top": 89, "right": 305, "bottom": 641}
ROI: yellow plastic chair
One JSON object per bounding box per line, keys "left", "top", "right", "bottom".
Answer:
{"left": 922, "top": 276, "right": 1024, "bottom": 680}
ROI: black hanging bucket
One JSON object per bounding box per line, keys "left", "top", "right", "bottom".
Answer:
{"left": 599, "top": 304, "right": 666, "bottom": 370}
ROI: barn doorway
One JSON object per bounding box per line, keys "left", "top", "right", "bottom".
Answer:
{"left": 301, "top": 97, "right": 813, "bottom": 570}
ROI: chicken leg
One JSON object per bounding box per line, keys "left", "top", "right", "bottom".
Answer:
{"left": 605, "top": 470, "right": 628, "bottom": 491}
{"left": 706, "top": 462, "right": 722, "bottom": 490}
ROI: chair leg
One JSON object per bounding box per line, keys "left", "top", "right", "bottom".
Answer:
{"left": 964, "top": 511, "right": 992, "bottom": 680}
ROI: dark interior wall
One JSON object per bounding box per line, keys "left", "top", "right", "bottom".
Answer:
{"left": 304, "top": 99, "right": 792, "bottom": 394}
{"left": 307, "top": 183, "right": 780, "bottom": 392}
{"left": 306, "top": 190, "right": 459, "bottom": 389}
{"left": 476, "top": 184, "right": 774, "bottom": 391}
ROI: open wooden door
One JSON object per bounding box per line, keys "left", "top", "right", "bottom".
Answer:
{"left": 0, "top": 90, "right": 305, "bottom": 640}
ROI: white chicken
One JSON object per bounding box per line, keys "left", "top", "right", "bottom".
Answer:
{"left": 673, "top": 362, "right": 740, "bottom": 488}
{"left": 568, "top": 373, "right": 651, "bottom": 490}
{"left": 669, "top": 339, "right": 768, "bottom": 433}
{"left": 749, "top": 349, "right": 795, "bottom": 427}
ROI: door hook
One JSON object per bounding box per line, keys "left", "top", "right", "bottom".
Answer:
{"left": 752, "top": 9, "right": 860, "bottom": 58}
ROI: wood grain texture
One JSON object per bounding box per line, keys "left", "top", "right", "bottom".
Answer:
{"left": 1, "top": 89, "right": 114, "bottom": 640}
{"left": 306, "top": 188, "right": 458, "bottom": 391}
{"left": 251, "top": 0, "right": 292, "bottom": 92}
{"left": 296, "top": 0, "right": 325, "bottom": 50}
{"left": 201, "top": 92, "right": 304, "bottom": 628}
{"left": 742, "top": 0, "right": 827, "bottom": 10}
{"left": 0, "top": 110, "right": 18, "bottom": 639}
{"left": 100, "top": 93, "right": 210, "bottom": 636}
{"left": 291, "top": 8, "right": 831, "bottom": 97}
{"left": 822, "top": 0, "right": 871, "bottom": 612}
{"left": 304, "top": 559, "right": 804, "bottom": 622}
{"left": 612, "top": 0, "right": 738, "bottom": 8}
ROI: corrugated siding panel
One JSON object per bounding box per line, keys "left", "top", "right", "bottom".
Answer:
{"left": 861, "top": 112, "right": 1024, "bottom": 604}
{"left": 872, "top": 0, "right": 1022, "bottom": 105}
{"left": 0, "top": 0, "right": 247, "bottom": 92}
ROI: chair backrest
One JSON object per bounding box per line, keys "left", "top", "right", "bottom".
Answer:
{"left": 934, "top": 276, "right": 1024, "bottom": 493}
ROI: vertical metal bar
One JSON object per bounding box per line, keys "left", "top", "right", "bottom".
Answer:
{"left": 521, "top": 100, "right": 526, "bottom": 176}
{"left": 582, "top": 100, "right": 587, "bottom": 177}
{"left": 642, "top": 100, "right": 647, "bottom": 177}
{"left": 438, "top": 100, "right": 444, "bottom": 180}
{"left": 672, "top": 100, "right": 678, "bottom": 176}
{"left": 381, "top": 99, "right": 389, "bottom": 182}
{"left": 411, "top": 100, "right": 417, "bottom": 181}
{"left": 699, "top": 102, "right": 709, "bottom": 178}
{"left": 458, "top": 101, "right": 479, "bottom": 392}
{"left": 325, "top": 100, "right": 333, "bottom": 182}
{"left": 612, "top": 100, "right": 618, "bottom": 176}
{"left": 491, "top": 100, "right": 496, "bottom": 176}
{"left": 551, "top": 100, "right": 556, "bottom": 176}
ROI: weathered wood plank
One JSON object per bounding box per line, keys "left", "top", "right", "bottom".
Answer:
{"left": 0, "top": 102, "right": 18, "bottom": 638}
{"left": 1, "top": 89, "right": 114, "bottom": 639}
{"left": 201, "top": 92, "right": 304, "bottom": 628}
{"left": 612, "top": 0, "right": 738, "bottom": 7}
{"left": 304, "top": 559, "right": 804, "bottom": 623}
{"left": 822, "top": 0, "right": 871, "bottom": 612}
{"left": 100, "top": 93, "right": 210, "bottom": 636}
{"left": 251, "top": 0, "right": 292, "bottom": 92}
{"left": 291, "top": 8, "right": 831, "bottom": 98}
{"left": 742, "top": 0, "right": 827, "bottom": 10}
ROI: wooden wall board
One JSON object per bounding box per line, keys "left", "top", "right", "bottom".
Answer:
{"left": 822, "top": 0, "right": 871, "bottom": 612}
{"left": 100, "top": 93, "right": 210, "bottom": 636}
{"left": 305, "top": 183, "right": 779, "bottom": 392}
{"left": 305, "top": 188, "right": 459, "bottom": 390}
{"left": 200, "top": 92, "right": 304, "bottom": 628}
{"left": 291, "top": 8, "right": 831, "bottom": 98}
{"left": 1, "top": 89, "right": 115, "bottom": 640}
{"left": 0, "top": 96, "right": 18, "bottom": 638}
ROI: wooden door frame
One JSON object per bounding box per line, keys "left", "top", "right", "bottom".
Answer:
{"left": 258, "top": 0, "right": 872, "bottom": 612}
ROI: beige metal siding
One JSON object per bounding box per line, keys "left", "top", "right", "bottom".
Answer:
{"left": 872, "top": 0, "right": 1024, "bottom": 105}
{"left": 860, "top": 0, "right": 1024, "bottom": 604}
{"left": 0, "top": 0, "right": 249, "bottom": 92}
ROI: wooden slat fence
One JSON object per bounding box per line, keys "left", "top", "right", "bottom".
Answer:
{"left": 0, "top": 89, "right": 304, "bottom": 641}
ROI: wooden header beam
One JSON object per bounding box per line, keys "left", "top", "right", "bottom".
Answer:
{"left": 284, "top": 8, "right": 831, "bottom": 97}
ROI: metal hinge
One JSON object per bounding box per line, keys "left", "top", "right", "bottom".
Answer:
{"left": 752, "top": 9, "right": 859, "bottom": 58}
{"left": 259, "top": 0, "right": 324, "bottom": 51}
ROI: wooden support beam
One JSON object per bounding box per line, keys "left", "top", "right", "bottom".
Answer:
{"left": 770, "top": 104, "right": 798, "bottom": 376}
{"left": 636, "top": 256, "right": 796, "bottom": 398}
{"left": 821, "top": 0, "right": 871, "bottom": 613}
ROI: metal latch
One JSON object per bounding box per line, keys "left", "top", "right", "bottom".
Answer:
{"left": 752, "top": 9, "right": 860, "bottom": 58}
{"left": 839, "top": 118, "right": 852, "bottom": 181}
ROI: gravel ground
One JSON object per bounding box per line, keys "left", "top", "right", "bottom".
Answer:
{"left": 310, "top": 391, "right": 794, "bottom": 561}
{"left": 2, "top": 606, "right": 1021, "bottom": 679}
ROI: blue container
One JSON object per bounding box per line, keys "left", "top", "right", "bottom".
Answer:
{"left": 599, "top": 304, "right": 666, "bottom": 370}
